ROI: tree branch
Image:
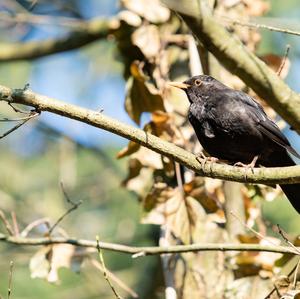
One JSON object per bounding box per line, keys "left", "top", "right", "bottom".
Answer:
{"left": 0, "top": 233, "right": 298, "bottom": 256}
{"left": 0, "top": 84, "right": 300, "bottom": 185}
{"left": 0, "top": 18, "right": 116, "bottom": 62}
{"left": 162, "top": 0, "right": 300, "bottom": 132}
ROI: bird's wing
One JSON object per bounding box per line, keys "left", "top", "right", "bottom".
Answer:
{"left": 233, "top": 90, "right": 300, "bottom": 159}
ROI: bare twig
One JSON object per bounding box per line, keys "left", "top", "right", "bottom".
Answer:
{"left": 276, "top": 225, "right": 300, "bottom": 255}
{"left": 277, "top": 45, "right": 291, "bottom": 76}
{"left": 0, "top": 210, "right": 14, "bottom": 236}
{"left": 0, "top": 118, "right": 31, "bottom": 139}
{"left": 8, "top": 102, "right": 31, "bottom": 114}
{"left": 90, "top": 259, "right": 138, "bottom": 298}
{"left": 293, "top": 258, "right": 300, "bottom": 289}
{"left": 0, "top": 12, "right": 88, "bottom": 29}
{"left": 230, "top": 211, "right": 277, "bottom": 245}
{"left": 20, "top": 218, "right": 51, "bottom": 237}
{"left": 47, "top": 183, "right": 82, "bottom": 235}
{"left": 10, "top": 212, "right": 19, "bottom": 236}
{"left": 0, "top": 234, "right": 298, "bottom": 256}
{"left": 0, "top": 114, "right": 39, "bottom": 122}
{"left": 222, "top": 17, "right": 300, "bottom": 37}
{"left": 7, "top": 261, "right": 13, "bottom": 299}
{"left": 96, "top": 236, "right": 124, "bottom": 299}
{"left": 0, "top": 18, "right": 115, "bottom": 61}
{"left": 0, "top": 111, "right": 39, "bottom": 139}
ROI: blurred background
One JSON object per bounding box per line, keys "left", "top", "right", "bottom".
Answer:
{"left": 0, "top": 0, "right": 300, "bottom": 298}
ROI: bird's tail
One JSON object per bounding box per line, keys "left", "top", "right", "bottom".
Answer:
{"left": 268, "top": 150, "right": 300, "bottom": 214}
{"left": 279, "top": 184, "right": 300, "bottom": 213}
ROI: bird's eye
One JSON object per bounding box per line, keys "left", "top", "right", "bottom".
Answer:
{"left": 194, "top": 79, "right": 202, "bottom": 86}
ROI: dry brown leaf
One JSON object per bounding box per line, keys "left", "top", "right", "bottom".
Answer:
{"left": 238, "top": 234, "right": 260, "bottom": 244}
{"left": 121, "top": 144, "right": 164, "bottom": 198}
{"left": 149, "top": 111, "right": 183, "bottom": 143}
{"left": 30, "top": 244, "right": 85, "bottom": 283}
{"left": 143, "top": 182, "right": 171, "bottom": 212}
{"left": 132, "top": 25, "right": 161, "bottom": 59}
{"left": 224, "top": 276, "right": 272, "bottom": 299}
{"left": 142, "top": 184, "right": 202, "bottom": 244}
{"left": 122, "top": 158, "right": 143, "bottom": 184}
{"left": 125, "top": 61, "right": 165, "bottom": 124}
{"left": 117, "top": 140, "right": 140, "bottom": 159}
{"left": 118, "top": 10, "right": 142, "bottom": 27}
{"left": 233, "top": 237, "right": 282, "bottom": 278}
{"left": 184, "top": 177, "right": 221, "bottom": 213}
{"left": 242, "top": 0, "right": 270, "bottom": 16}
{"left": 260, "top": 54, "right": 291, "bottom": 79}
{"left": 123, "top": 164, "right": 154, "bottom": 197}
{"left": 121, "top": 0, "right": 170, "bottom": 23}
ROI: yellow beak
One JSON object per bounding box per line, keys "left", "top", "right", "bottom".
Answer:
{"left": 168, "top": 81, "right": 191, "bottom": 90}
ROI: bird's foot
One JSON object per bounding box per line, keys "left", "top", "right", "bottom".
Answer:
{"left": 196, "top": 152, "right": 219, "bottom": 169}
{"left": 234, "top": 155, "right": 259, "bottom": 181}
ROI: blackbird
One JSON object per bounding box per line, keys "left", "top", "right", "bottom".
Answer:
{"left": 169, "top": 75, "right": 300, "bottom": 213}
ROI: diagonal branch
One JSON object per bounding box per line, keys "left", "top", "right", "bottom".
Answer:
{"left": 0, "top": 233, "right": 298, "bottom": 256}
{"left": 0, "top": 18, "right": 116, "bottom": 62}
{"left": 0, "top": 84, "right": 300, "bottom": 185}
{"left": 162, "top": 0, "right": 300, "bottom": 132}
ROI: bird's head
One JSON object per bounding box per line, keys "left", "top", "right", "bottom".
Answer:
{"left": 169, "top": 75, "right": 226, "bottom": 104}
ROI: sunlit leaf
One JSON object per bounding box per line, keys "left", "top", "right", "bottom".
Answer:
{"left": 125, "top": 61, "right": 165, "bottom": 124}
{"left": 132, "top": 25, "right": 161, "bottom": 59}
{"left": 30, "top": 244, "right": 85, "bottom": 283}
{"left": 122, "top": 0, "right": 170, "bottom": 23}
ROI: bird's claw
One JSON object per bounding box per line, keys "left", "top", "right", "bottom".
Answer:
{"left": 233, "top": 155, "right": 259, "bottom": 181}
{"left": 196, "top": 152, "right": 219, "bottom": 170}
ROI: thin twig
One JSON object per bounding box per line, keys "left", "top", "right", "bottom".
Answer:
{"left": 230, "top": 211, "right": 274, "bottom": 244}
{"left": 20, "top": 218, "right": 51, "bottom": 237}
{"left": 96, "top": 236, "right": 123, "bottom": 299}
{"left": 277, "top": 44, "right": 290, "bottom": 76}
{"left": 0, "top": 210, "right": 14, "bottom": 236}
{"left": 10, "top": 212, "right": 19, "bottom": 236}
{"left": 0, "top": 234, "right": 299, "bottom": 256}
{"left": 8, "top": 102, "right": 31, "bottom": 114}
{"left": 0, "top": 12, "right": 88, "bottom": 29}
{"left": 90, "top": 259, "right": 138, "bottom": 298}
{"left": 0, "top": 111, "right": 39, "bottom": 139}
{"left": 276, "top": 225, "right": 300, "bottom": 255}
{"left": 47, "top": 182, "right": 82, "bottom": 235}
{"left": 222, "top": 17, "right": 300, "bottom": 37}
{"left": 0, "top": 118, "right": 31, "bottom": 139}
{"left": 0, "top": 114, "right": 39, "bottom": 122}
{"left": 293, "top": 258, "right": 300, "bottom": 289}
{"left": 7, "top": 261, "right": 13, "bottom": 299}
{"left": 0, "top": 18, "right": 113, "bottom": 62}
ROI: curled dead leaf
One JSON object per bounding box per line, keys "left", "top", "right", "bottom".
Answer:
{"left": 142, "top": 184, "right": 203, "bottom": 244}
{"left": 117, "top": 141, "right": 140, "bottom": 159}
{"left": 118, "top": 10, "right": 142, "bottom": 27}
{"left": 30, "top": 244, "right": 85, "bottom": 283}
{"left": 125, "top": 61, "right": 165, "bottom": 124}
{"left": 132, "top": 25, "right": 161, "bottom": 59}
{"left": 121, "top": 0, "right": 170, "bottom": 23}
{"left": 184, "top": 177, "right": 221, "bottom": 213}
